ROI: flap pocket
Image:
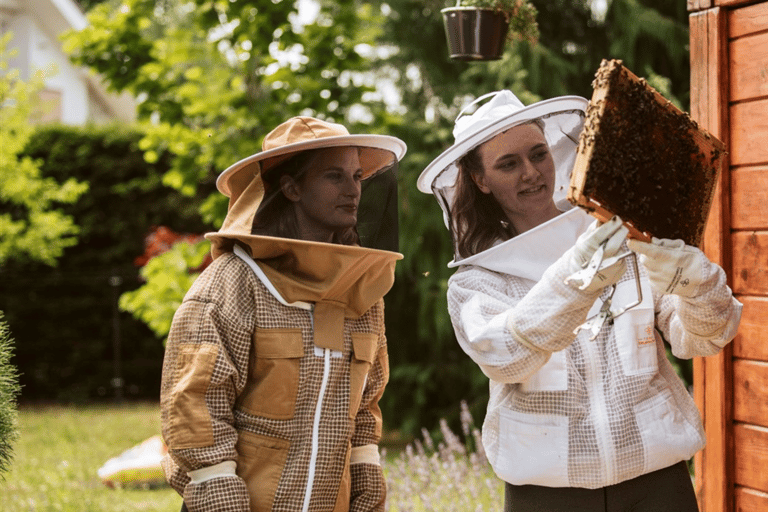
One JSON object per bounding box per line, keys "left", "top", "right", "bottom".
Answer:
{"left": 168, "top": 343, "right": 218, "bottom": 449}
{"left": 496, "top": 409, "right": 569, "bottom": 487}
{"left": 351, "top": 332, "right": 378, "bottom": 363}
{"left": 255, "top": 328, "right": 304, "bottom": 358}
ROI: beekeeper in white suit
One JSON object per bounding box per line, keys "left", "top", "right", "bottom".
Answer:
{"left": 418, "top": 90, "right": 742, "bottom": 512}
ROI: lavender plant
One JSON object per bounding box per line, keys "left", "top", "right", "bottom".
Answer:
{"left": 383, "top": 401, "right": 503, "bottom": 511}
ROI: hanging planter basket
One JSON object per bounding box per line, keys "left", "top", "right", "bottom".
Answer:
{"left": 441, "top": 7, "right": 510, "bottom": 61}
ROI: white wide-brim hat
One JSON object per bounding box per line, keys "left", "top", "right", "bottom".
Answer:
{"left": 418, "top": 90, "right": 588, "bottom": 231}
{"left": 217, "top": 116, "right": 407, "bottom": 198}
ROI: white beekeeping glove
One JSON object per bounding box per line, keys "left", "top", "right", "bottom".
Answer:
{"left": 566, "top": 216, "right": 629, "bottom": 292}
{"left": 627, "top": 237, "right": 707, "bottom": 297}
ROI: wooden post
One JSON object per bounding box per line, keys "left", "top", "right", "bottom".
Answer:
{"left": 689, "top": 5, "right": 733, "bottom": 512}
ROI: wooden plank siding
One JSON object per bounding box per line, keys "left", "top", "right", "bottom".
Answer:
{"left": 732, "top": 296, "right": 768, "bottom": 361}
{"left": 728, "top": 3, "right": 768, "bottom": 512}
{"left": 732, "top": 231, "right": 768, "bottom": 294}
{"left": 730, "top": 100, "right": 768, "bottom": 166}
{"left": 728, "top": 1, "right": 768, "bottom": 39}
{"left": 731, "top": 166, "right": 768, "bottom": 230}
{"left": 733, "top": 359, "right": 768, "bottom": 427}
{"left": 716, "top": 0, "right": 768, "bottom": 9}
{"left": 735, "top": 486, "right": 768, "bottom": 511}
{"left": 733, "top": 423, "right": 768, "bottom": 493}
{"left": 729, "top": 32, "right": 768, "bottom": 102}
{"left": 690, "top": 1, "right": 768, "bottom": 511}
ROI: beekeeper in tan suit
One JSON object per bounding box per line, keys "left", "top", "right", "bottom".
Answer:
{"left": 160, "top": 117, "right": 406, "bottom": 512}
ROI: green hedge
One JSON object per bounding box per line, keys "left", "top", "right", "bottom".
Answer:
{"left": 0, "top": 124, "right": 210, "bottom": 402}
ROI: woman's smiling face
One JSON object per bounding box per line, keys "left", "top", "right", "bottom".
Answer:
{"left": 471, "top": 122, "right": 560, "bottom": 234}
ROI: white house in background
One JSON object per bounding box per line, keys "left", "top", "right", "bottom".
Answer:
{"left": 0, "top": 0, "right": 135, "bottom": 125}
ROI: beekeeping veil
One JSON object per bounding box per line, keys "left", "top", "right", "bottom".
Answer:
{"left": 204, "top": 116, "right": 406, "bottom": 351}
{"left": 417, "top": 90, "right": 592, "bottom": 281}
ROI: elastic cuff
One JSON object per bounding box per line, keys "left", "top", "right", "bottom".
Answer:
{"left": 187, "top": 460, "right": 237, "bottom": 484}
{"left": 350, "top": 444, "right": 380, "bottom": 466}
{"left": 506, "top": 315, "right": 550, "bottom": 354}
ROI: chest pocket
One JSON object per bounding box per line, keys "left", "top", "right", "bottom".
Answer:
{"left": 237, "top": 328, "right": 304, "bottom": 420}
{"left": 349, "top": 332, "right": 377, "bottom": 419}
{"left": 612, "top": 277, "right": 658, "bottom": 376}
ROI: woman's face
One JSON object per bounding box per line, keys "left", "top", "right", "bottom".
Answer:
{"left": 471, "top": 122, "right": 559, "bottom": 234}
{"left": 282, "top": 146, "right": 363, "bottom": 243}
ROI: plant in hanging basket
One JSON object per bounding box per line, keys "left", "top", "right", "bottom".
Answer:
{"left": 457, "top": 0, "right": 539, "bottom": 43}
{"left": 441, "top": 0, "right": 538, "bottom": 61}
{"left": 440, "top": 0, "right": 539, "bottom": 61}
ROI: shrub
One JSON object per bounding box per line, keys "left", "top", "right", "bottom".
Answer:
{"left": 0, "top": 312, "right": 20, "bottom": 476}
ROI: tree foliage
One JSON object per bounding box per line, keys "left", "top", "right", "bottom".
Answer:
{"left": 0, "top": 33, "right": 87, "bottom": 267}
{"left": 0, "top": 125, "right": 207, "bottom": 402}
{"left": 63, "top": 0, "right": 692, "bottom": 433}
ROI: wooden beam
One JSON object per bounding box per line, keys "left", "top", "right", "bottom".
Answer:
{"left": 691, "top": 6, "right": 734, "bottom": 512}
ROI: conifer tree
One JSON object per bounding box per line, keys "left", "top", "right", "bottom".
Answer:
{"left": 0, "top": 312, "right": 20, "bottom": 476}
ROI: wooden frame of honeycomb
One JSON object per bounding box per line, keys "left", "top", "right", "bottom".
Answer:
{"left": 568, "top": 59, "right": 726, "bottom": 248}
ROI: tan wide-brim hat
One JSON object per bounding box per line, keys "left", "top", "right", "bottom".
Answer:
{"left": 217, "top": 116, "right": 407, "bottom": 198}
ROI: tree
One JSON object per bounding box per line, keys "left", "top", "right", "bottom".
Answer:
{"left": 0, "top": 33, "right": 88, "bottom": 266}
{"left": 63, "top": 0, "right": 693, "bottom": 433}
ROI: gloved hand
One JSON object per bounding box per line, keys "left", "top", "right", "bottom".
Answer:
{"left": 627, "top": 237, "right": 705, "bottom": 297}
{"left": 566, "top": 216, "right": 629, "bottom": 292}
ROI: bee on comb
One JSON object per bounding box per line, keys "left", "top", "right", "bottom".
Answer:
{"left": 568, "top": 59, "right": 726, "bottom": 248}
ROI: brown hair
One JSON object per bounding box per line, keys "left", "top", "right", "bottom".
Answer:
{"left": 450, "top": 119, "right": 547, "bottom": 258}
{"left": 451, "top": 146, "right": 514, "bottom": 259}
{"left": 251, "top": 148, "right": 360, "bottom": 246}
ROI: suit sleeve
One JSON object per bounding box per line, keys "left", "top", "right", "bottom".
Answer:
{"left": 447, "top": 249, "right": 606, "bottom": 385}
{"left": 654, "top": 257, "right": 742, "bottom": 359}
{"left": 349, "top": 304, "right": 388, "bottom": 512}
{"left": 160, "top": 261, "right": 255, "bottom": 512}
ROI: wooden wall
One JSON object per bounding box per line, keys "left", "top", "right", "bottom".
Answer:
{"left": 689, "top": 1, "right": 768, "bottom": 511}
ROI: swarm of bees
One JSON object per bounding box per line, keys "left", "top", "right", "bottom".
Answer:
{"left": 568, "top": 59, "right": 725, "bottom": 248}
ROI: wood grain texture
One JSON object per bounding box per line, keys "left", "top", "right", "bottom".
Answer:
{"left": 691, "top": 8, "right": 734, "bottom": 512}
{"left": 729, "top": 31, "right": 768, "bottom": 102}
{"left": 735, "top": 486, "right": 768, "bottom": 512}
{"left": 733, "top": 359, "right": 768, "bottom": 427}
{"left": 734, "top": 423, "right": 768, "bottom": 493}
{"left": 731, "top": 166, "right": 768, "bottom": 230}
{"left": 732, "top": 231, "right": 768, "bottom": 295}
{"left": 732, "top": 296, "right": 768, "bottom": 362}
{"left": 730, "top": 99, "right": 768, "bottom": 167}
{"left": 728, "top": 1, "right": 768, "bottom": 39}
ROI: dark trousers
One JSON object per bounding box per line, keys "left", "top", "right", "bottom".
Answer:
{"left": 504, "top": 461, "right": 699, "bottom": 512}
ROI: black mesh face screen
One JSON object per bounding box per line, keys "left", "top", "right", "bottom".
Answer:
{"left": 252, "top": 145, "right": 400, "bottom": 251}
{"left": 357, "top": 163, "right": 400, "bottom": 252}
{"left": 358, "top": 163, "right": 399, "bottom": 252}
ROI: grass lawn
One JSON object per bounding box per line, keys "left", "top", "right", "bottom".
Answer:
{"left": 0, "top": 402, "right": 182, "bottom": 512}
{"left": 1, "top": 402, "right": 502, "bottom": 511}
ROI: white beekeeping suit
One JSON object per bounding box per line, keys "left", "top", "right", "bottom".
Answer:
{"left": 418, "top": 90, "right": 742, "bottom": 489}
